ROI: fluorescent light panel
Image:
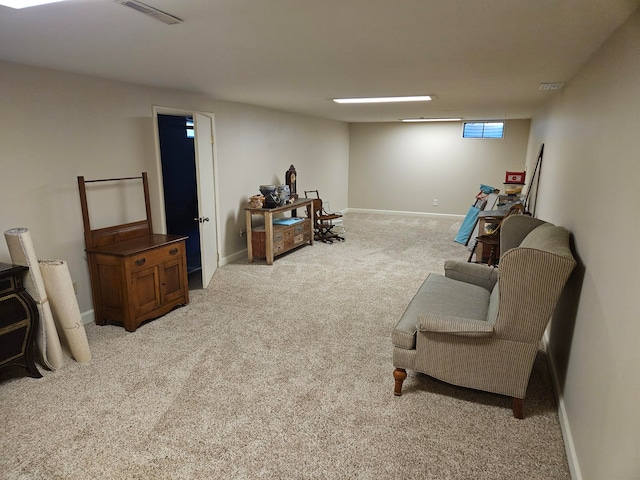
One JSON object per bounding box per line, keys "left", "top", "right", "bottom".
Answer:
{"left": 402, "top": 117, "right": 462, "bottom": 123}
{"left": 0, "top": 0, "right": 66, "bottom": 7}
{"left": 333, "top": 95, "right": 432, "bottom": 104}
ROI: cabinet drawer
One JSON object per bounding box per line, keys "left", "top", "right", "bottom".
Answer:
{"left": 273, "top": 241, "right": 285, "bottom": 254}
{"left": 0, "top": 321, "right": 29, "bottom": 365}
{"left": 284, "top": 233, "right": 305, "bottom": 249}
{"left": 293, "top": 223, "right": 306, "bottom": 235}
{"left": 128, "top": 243, "right": 184, "bottom": 272}
{"left": 0, "top": 294, "right": 28, "bottom": 329}
{"left": 283, "top": 222, "right": 306, "bottom": 240}
{"left": 0, "top": 276, "right": 19, "bottom": 296}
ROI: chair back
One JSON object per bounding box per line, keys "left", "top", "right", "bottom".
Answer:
{"left": 487, "top": 203, "right": 524, "bottom": 239}
{"left": 499, "top": 214, "right": 547, "bottom": 253}
{"left": 310, "top": 198, "right": 323, "bottom": 223}
{"left": 493, "top": 218, "right": 576, "bottom": 343}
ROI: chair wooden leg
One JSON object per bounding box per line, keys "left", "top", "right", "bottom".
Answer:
{"left": 512, "top": 397, "right": 524, "bottom": 419}
{"left": 487, "top": 246, "right": 496, "bottom": 266}
{"left": 393, "top": 368, "right": 407, "bottom": 396}
{"left": 467, "top": 241, "right": 477, "bottom": 263}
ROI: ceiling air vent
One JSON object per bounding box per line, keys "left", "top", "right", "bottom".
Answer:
{"left": 538, "top": 82, "right": 565, "bottom": 91}
{"left": 115, "top": 0, "right": 182, "bottom": 25}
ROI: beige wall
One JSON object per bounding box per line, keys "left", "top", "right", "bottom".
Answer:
{"left": 525, "top": 10, "right": 640, "bottom": 480}
{"left": 348, "top": 120, "right": 530, "bottom": 215}
{"left": 0, "top": 61, "right": 349, "bottom": 317}
{"left": 213, "top": 101, "right": 350, "bottom": 246}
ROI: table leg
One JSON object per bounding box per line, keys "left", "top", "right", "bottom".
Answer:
{"left": 245, "top": 210, "right": 254, "bottom": 263}
{"left": 306, "top": 202, "right": 314, "bottom": 245}
{"left": 265, "top": 211, "right": 274, "bottom": 265}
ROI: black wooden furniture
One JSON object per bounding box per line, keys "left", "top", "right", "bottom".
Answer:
{"left": 0, "top": 263, "right": 42, "bottom": 378}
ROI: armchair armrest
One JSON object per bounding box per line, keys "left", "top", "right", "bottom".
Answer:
{"left": 417, "top": 313, "right": 494, "bottom": 337}
{"left": 444, "top": 260, "right": 498, "bottom": 291}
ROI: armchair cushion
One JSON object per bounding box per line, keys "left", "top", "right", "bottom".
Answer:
{"left": 444, "top": 260, "right": 499, "bottom": 291}
{"left": 392, "top": 273, "right": 490, "bottom": 349}
{"left": 417, "top": 314, "right": 494, "bottom": 337}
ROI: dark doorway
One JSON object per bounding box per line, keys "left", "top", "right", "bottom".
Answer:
{"left": 157, "top": 114, "right": 202, "bottom": 286}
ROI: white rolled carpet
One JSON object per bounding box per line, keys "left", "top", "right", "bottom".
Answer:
{"left": 4, "top": 227, "right": 65, "bottom": 370}
{"left": 39, "top": 260, "right": 92, "bottom": 364}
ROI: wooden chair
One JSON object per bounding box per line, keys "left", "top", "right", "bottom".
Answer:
{"left": 468, "top": 203, "right": 524, "bottom": 265}
{"left": 304, "top": 190, "right": 344, "bottom": 243}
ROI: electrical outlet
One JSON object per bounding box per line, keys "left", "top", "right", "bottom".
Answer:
{"left": 433, "top": 199, "right": 438, "bottom": 206}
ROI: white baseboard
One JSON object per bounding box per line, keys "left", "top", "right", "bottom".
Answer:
{"left": 220, "top": 249, "right": 247, "bottom": 266}
{"left": 345, "top": 207, "right": 465, "bottom": 218}
{"left": 81, "top": 309, "right": 95, "bottom": 325}
{"left": 542, "top": 332, "right": 582, "bottom": 480}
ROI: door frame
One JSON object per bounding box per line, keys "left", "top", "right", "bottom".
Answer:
{"left": 151, "top": 105, "right": 221, "bottom": 283}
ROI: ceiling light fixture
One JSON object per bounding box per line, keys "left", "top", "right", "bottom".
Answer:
{"left": 401, "top": 117, "right": 462, "bottom": 123}
{"left": 0, "top": 0, "right": 65, "bottom": 8}
{"left": 333, "top": 95, "right": 432, "bottom": 104}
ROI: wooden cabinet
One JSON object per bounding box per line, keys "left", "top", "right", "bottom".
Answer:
{"left": 245, "top": 198, "right": 314, "bottom": 264}
{"left": 87, "top": 235, "right": 188, "bottom": 332}
{"left": 78, "top": 173, "right": 189, "bottom": 332}
{"left": 0, "top": 263, "right": 41, "bottom": 378}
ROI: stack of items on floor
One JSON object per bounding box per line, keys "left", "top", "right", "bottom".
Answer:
{"left": 4, "top": 228, "right": 91, "bottom": 373}
{"left": 499, "top": 170, "right": 526, "bottom": 210}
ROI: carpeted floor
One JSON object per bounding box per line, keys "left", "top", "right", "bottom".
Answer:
{"left": 0, "top": 212, "right": 570, "bottom": 479}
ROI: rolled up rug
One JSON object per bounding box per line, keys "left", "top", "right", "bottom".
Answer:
{"left": 39, "top": 260, "right": 91, "bottom": 364}
{"left": 4, "top": 228, "right": 65, "bottom": 370}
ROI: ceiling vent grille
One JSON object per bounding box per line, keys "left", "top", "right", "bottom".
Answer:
{"left": 538, "top": 82, "right": 565, "bottom": 91}
{"left": 115, "top": 0, "right": 182, "bottom": 25}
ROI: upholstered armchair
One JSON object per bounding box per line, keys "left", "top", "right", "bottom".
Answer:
{"left": 392, "top": 215, "right": 576, "bottom": 418}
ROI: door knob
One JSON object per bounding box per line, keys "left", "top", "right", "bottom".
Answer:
{"left": 203, "top": 217, "right": 210, "bottom": 222}
{"left": 193, "top": 217, "right": 210, "bottom": 223}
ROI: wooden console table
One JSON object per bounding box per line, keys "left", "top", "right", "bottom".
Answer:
{"left": 0, "top": 263, "right": 42, "bottom": 378}
{"left": 245, "top": 198, "right": 314, "bottom": 265}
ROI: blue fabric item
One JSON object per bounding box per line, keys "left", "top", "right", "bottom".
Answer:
{"left": 272, "top": 217, "right": 303, "bottom": 225}
{"left": 455, "top": 206, "right": 481, "bottom": 244}
{"left": 479, "top": 184, "right": 497, "bottom": 194}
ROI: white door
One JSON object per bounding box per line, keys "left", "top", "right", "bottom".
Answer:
{"left": 193, "top": 113, "right": 218, "bottom": 288}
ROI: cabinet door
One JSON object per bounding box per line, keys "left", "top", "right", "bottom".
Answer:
{"left": 131, "top": 265, "right": 161, "bottom": 317}
{"left": 93, "top": 253, "right": 125, "bottom": 322}
{"left": 159, "top": 257, "right": 186, "bottom": 305}
{"left": 0, "top": 294, "right": 30, "bottom": 364}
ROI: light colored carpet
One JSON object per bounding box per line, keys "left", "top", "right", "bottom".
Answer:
{"left": 0, "top": 212, "right": 570, "bottom": 479}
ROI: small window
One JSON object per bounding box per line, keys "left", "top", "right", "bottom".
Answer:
{"left": 463, "top": 121, "right": 504, "bottom": 139}
{"left": 186, "top": 118, "right": 195, "bottom": 139}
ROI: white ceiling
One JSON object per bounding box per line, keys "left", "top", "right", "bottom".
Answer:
{"left": 0, "top": 0, "right": 638, "bottom": 122}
